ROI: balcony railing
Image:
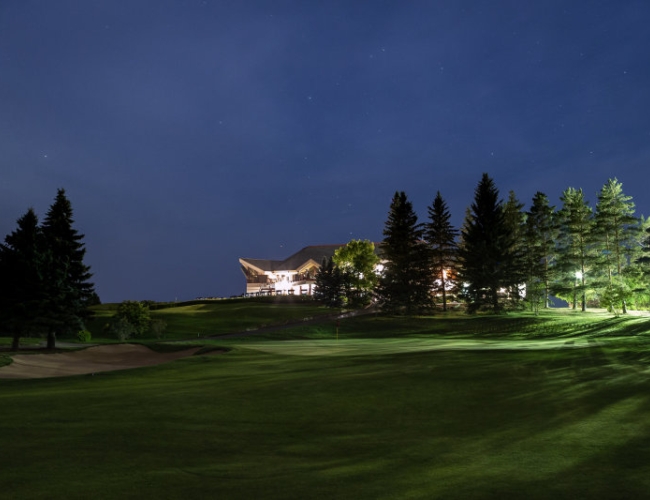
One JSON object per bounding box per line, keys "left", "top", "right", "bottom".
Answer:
{"left": 292, "top": 273, "right": 316, "bottom": 282}
{"left": 246, "top": 273, "right": 316, "bottom": 285}
{"left": 245, "top": 276, "right": 269, "bottom": 284}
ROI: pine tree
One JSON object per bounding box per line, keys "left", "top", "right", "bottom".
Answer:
{"left": 634, "top": 217, "right": 650, "bottom": 309}
{"left": 314, "top": 257, "right": 344, "bottom": 308}
{"left": 0, "top": 209, "right": 49, "bottom": 350}
{"left": 593, "top": 178, "right": 639, "bottom": 313}
{"left": 501, "top": 190, "right": 527, "bottom": 306}
{"left": 425, "top": 191, "right": 457, "bottom": 311}
{"left": 41, "top": 189, "right": 95, "bottom": 348}
{"left": 523, "top": 192, "right": 557, "bottom": 312}
{"left": 555, "top": 187, "right": 595, "bottom": 312}
{"left": 457, "top": 173, "right": 516, "bottom": 313}
{"left": 378, "top": 191, "right": 433, "bottom": 314}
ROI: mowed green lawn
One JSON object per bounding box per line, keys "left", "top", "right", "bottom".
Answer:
{"left": 85, "top": 297, "right": 334, "bottom": 340}
{"left": 2, "top": 330, "right": 650, "bottom": 499}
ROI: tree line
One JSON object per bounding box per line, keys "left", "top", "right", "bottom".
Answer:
{"left": 0, "top": 189, "right": 97, "bottom": 350}
{"left": 316, "top": 173, "right": 649, "bottom": 314}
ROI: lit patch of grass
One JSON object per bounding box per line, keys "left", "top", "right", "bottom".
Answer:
{"left": 86, "top": 297, "right": 334, "bottom": 340}
{"left": 247, "top": 309, "right": 650, "bottom": 341}
{"left": 2, "top": 340, "right": 650, "bottom": 498}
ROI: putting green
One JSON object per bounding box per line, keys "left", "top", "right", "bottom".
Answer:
{"left": 235, "top": 337, "right": 599, "bottom": 356}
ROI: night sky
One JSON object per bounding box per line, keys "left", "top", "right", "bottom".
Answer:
{"left": 2, "top": 1, "right": 650, "bottom": 303}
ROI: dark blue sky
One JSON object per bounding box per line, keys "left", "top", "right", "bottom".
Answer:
{"left": 2, "top": 1, "right": 650, "bottom": 303}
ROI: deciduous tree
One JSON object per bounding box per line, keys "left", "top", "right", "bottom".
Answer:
{"left": 112, "top": 300, "right": 152, "bottom": 338}
{"left": 332, "top": 239, "right": 379, "bottom": 307}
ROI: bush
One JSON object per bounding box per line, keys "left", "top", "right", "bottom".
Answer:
{"left": 114, "top": 301, "right": 151, "bottom": 337}
{"left": 109, "top": 316, "right": 136, "bottom": 341}
{"left": 0, "top": 354, "right": 13, "bottom": 368}
{"left": 77, "top": 330, "right": 92, "bottom": 343}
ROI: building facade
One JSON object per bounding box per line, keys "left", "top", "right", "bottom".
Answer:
{"left": 239, "top": 245, "right": 344, "bottom": 296}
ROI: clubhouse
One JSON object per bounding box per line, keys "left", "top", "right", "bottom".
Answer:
{"left": 239, "top": 245, "right": 347, "bottom": 296}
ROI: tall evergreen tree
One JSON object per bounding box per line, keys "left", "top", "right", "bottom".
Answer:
{"left": 501, "top": 190, "right": 527, "bottom": 306}
{"left": 425, "top": 191, "right": 457, "bottom": 311}
{"left": 457, "top": 173, "right": 516, "bottom": 313}
{"left": 378, "top": 191, "right": 433, "bottom": 314}
{"left": 593, "top": 178, "right": 639, "bottom": 313}
{"left": 40, "top": 189, "right": 95, "bottom": 349}
{"left": 0, "top": 209, "right": 49, "bottom": 350}
{"left": 523, "top": 192, "right": 557, "bottom": 311}
{"left": 314, "top": 257, "right": 344, "bottom": 308}
{"left": 634, "top": 217, "right": 650, "bottom": 309}
{"left": 555, "top": 187, "right": 595, "bottom": 312}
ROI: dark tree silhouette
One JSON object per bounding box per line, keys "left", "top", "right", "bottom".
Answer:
{"left": 425, "top": 191, "right": 457, "bottom": 311}
{"left": 523, "top": 192, "right": 557, "bottom": 312}
{"left": 0, "top": 209, "right": 49, "bottom": 350}
{"left": 314, "top": 257, "right": 344, "bottom": 308}
{"left": 458, "top": 173, "right": 517, "bottom": 313}
{"left": 40, "top": 189, "right": 95, "bottom": 348}
{"left": 378, "top": 191, "right": 433, "bottom": 314}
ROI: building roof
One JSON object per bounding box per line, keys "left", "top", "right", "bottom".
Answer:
{"left": 279, "top": 245, "right": 344, "bottom": 271}
{"left": 240, "top": 245, "right": 343, "bottom": 273}
{"left": 239, "top": 258, "right": 283, "bottom": 273}
{"left": 240, "top": 243, "right": 384, "bottom": 275}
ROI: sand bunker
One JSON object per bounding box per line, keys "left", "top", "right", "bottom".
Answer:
{"left": 0, "top": 344, "right": 202, "bottom": 380}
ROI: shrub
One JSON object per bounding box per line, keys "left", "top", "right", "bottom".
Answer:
{"left": 0, "top": 354, "right": 12, "bottom": 368}
{"left": 114, "top": 301, "right": 151, "bottom": 337}
{"left": 109, "top": 316, "right": 136, "bottom": 341}
{"left": 77, "top": 330, "right": 92, "bottom": 343}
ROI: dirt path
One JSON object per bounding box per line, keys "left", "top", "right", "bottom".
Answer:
{"left": 0, "top": 344, "right": 202, "bottom": 380}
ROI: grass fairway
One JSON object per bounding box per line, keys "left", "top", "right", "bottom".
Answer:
{"left": 2, "top": 334, "right": 650, "bottom": 499}
{"left": 86, "top": 297, "right": 333, "bottom": 340}
{"left": 231, "top": 337, "right": 600, "bottom": 356}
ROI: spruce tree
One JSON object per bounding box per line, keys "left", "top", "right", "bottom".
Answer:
{"left": 314, "top": 257, "right": 344, "bottom": 308}
{"left": 0, "top": 209, "right": 49, "bottom": 350}
{"left": 41, "top": 189, "right": 95, "bottom": 348}
{"left": 593, "top": 178, "right": 639, "bottom": 313}
{"left": 555, "top": 187, "right": 595, "bottom": 312}
{"left": 378, "top": 191, "right": 433, "bottom": 314}
{"left": 501, "top": 190, "right": 527, "bottom": 306}
{"left": 425, "top": 191, "right": 457, "bottom": 311}
{"left": 634, "top": 217, "right": 650, "bottom": 309}
{"left": 523, "top": 192, "right": 557, "bottom": 311}
{"left": 457, "top": 173, "right": 516, "bottom": 313}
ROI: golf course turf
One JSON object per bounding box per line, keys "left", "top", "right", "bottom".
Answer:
{"left": 2, "top": 307, "right": 650, "bottom": 499}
